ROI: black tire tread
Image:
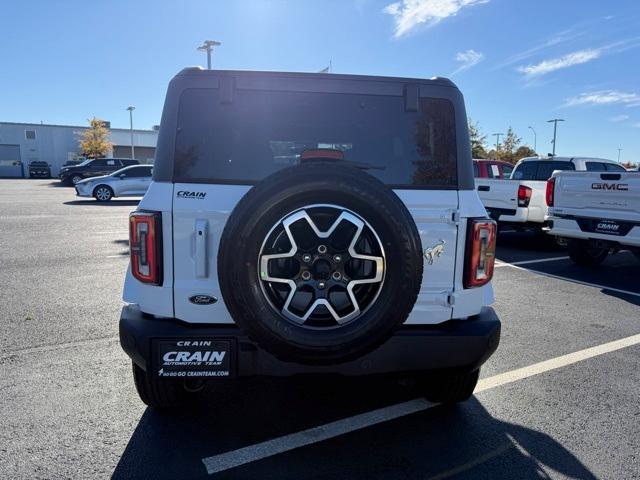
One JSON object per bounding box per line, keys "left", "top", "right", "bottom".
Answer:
{"left": 218, "top": 162, "right": 423, "bottom": 364}
{"left": 421, "top": 369, "right": 480, "bottom": 404}
{"left": 567, "top": 239, "right": 608, "bottom": 267}
{"left": 132, "top": 362, "right": 186, "bottom": 409}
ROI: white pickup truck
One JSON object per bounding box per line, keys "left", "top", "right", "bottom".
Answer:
{"left": 476, "top": 156, "right": 627, "bottom": 232}
{"left": 544, "top": 170, "right": 640, "bottom": 266}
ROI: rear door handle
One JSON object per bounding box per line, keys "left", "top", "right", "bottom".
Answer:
{"left": 478, "top": 185, "right": 490, "bottom": 191}
{"left": 195, "top": 219, "right": 208, "bottom": 278}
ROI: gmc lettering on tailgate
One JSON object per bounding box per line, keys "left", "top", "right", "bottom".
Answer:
{"left": 591, "top": 183, "right": 629, "bottom": 191}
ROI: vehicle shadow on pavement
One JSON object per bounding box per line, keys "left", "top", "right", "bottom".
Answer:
{"left": 601, "top": 289, "right": 640, "bottom": 307}
{"left": 63, "top": 199, "right": 140, "bottom": 206}
{"left": 45, "top": 180, "right": 67, "bottom": 188}
{"left": 112, "top": 377, "right": 598, "bottom": 479}
{"left": 497, "top": 230, "right": 562, "bottom": 253}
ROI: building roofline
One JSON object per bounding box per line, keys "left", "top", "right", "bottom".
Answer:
{"left": 0, "top": 121, "right": 157, "bottom": 134}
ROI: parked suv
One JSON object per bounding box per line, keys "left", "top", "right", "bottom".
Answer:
{"left": 119, "top": 68, "right": 501, "bottom": 408}
{"left": 28, "top": 160, "right": 52, "bottom": 178}
{"left": 58, "top": 158, "right": 139, "bottom": 185}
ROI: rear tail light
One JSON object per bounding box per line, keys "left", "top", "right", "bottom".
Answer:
{"left": 546, "top": 177, "right": 555, "bottom": 206}
{"left": 464, "top": 219, "right": 497, "bottom": 288}
{"left": 129, "top": 211, "right": 163, "bottom": 285}
{"left": 517, "top": 185, "right": 532, "bottom": 207}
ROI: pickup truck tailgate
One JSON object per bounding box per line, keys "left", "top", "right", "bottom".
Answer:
{"left": 475, "top": 178, "right": 519, "bottom": 219}
{"left": 552, "top": 172, "right": 640, "bottom": 222}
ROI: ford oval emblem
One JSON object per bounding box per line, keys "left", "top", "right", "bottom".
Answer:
{"left": 189, "top": 295, "right": 217, "bottom": 305}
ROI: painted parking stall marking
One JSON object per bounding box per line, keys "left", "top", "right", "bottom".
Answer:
{"left": 201, "top": 333, "right": 640, "bottom": 475}
{"left": 501, "top": 262, "right": 640, "bottom": 298}
{"left": 494, "top": 256, "right": 569, "bottom": 268}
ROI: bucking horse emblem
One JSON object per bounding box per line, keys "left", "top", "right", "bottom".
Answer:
{"left": 424, "top": 240, "right": 446, "bottom": 265}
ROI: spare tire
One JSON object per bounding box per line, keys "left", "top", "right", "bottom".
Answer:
{"left": 218, "top": 162, "right": 423, "bottom": 364}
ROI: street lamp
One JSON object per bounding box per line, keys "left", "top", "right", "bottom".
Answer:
{"left": 547, "top": 119, "right": 565, "bottom": 156}
{"left": 618, "top": 148, "right": 622, "bottom": 163}
{"left": 197, "top": 40, "right": 221, "bottom": 70}
{"left": 528, "top": 126, "right": 537, "bottom": 153}
{"left": 126, "top": 106, "right": 135, "bottom": 159}
{"left": 492, "top": 132, "right": 504, "bottom": 158}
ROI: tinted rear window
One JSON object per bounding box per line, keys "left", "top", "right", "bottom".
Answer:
{"left": 512, "top": 161, "right": 575, "bottom": 181}
{"left": 173, "top": 88, "right": 457, "bottom": 187}
{"left": 605, "top": 163, "right": 626, "bottom": 172}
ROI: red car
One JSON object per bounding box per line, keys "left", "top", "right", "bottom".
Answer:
{"left": 473, "top": 159, "right": 514, "bottom": 179}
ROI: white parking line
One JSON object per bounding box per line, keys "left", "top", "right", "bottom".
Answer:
{"left": 504, "top": 263, "right": 640, "bottom": 298}
{"left": 201, "top": 333, "right": 640, "bottom": 475}
{"left": 495, "top": 256, "right": 569, "bottom": 268}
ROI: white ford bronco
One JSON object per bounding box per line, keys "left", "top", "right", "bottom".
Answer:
{"left": 119, "top": 68, "right": 501, "bottom": 408}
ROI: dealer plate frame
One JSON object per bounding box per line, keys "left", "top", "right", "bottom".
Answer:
{"left": 151, "top": 337, "right": 237, "bottom": 379}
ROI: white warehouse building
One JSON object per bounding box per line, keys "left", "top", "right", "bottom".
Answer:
{"left": 0, "top": 121, "right": 158, "bottom": 178}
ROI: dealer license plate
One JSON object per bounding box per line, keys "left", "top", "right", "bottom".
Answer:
{"left": 154, "top": 338, "right": 233, "bottom": 378}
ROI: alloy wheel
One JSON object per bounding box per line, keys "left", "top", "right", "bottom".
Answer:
{"left": 258, "top": 205, "right": 385, "bottom": 328}
{"left": 95, "top": 187, "right": 112, "bottom": 201}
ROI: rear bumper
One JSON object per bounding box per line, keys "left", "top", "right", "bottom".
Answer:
{"left": 545, "top": 215, "right": 640, "bottom": 248}
{"left": 119, "top": 305, "right": 501, "bottom": 377}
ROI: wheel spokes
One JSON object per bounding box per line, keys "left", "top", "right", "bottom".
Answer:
{"left": 259, "top": 206, "right": 385, "bottom": 326}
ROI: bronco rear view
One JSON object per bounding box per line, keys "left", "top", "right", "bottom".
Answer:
{"left": 119, "top": 68, "right": 501, "bottom": 408}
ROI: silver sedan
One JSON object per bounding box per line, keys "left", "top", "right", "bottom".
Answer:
{"left": 74, "top": 165, "right": 153, "bottom": 201}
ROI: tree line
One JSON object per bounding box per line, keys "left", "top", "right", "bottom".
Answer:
{"left": 469, "top": 120, "right": 536, "bottom": 164}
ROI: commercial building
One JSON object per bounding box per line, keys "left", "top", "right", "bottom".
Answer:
{"left": 0, "top": 121, "right": 158, "bottom": 178}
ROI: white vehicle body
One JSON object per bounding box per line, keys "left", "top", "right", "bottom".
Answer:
{"left": 119, "top": 69, "right": 501, "bottom": 406}
{"left": 124, "top": 184, "right": 494, "bottom": 324}
{"left": 75, "top": 164, "right": 153, "bottom": 199}
{"left": 476, "top": 156, "right": 626, "bottom": 228}
{"left": 545, "top": 170, "right": 640, "bottom": 249}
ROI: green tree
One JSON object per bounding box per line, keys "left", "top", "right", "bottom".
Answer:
{"left": 468, "top": 119, "right": 488, "bottom": 158}
{"left": 514, "top": 145, "right": 536, "bottom": 162}
{"left": 498, "top": 127, "right": 521, "bottom": 164}
{"left": 78, "top": 118, "right": 112, "bottom": 158}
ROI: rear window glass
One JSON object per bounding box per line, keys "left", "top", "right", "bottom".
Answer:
{"left": 173, "top": 88, "right": 457, "bottom": 188}
{"left": 512, "top": 161, "right": 574, "bottom": 180}
{"left": 605, "top": 163, "right": 626, "bottom": 172}
{"left": 586, "top": 162, "right": 607, "bottom": 171}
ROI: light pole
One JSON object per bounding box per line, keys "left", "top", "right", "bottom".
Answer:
{"left": 618, "top": 148, "right": 622, "bottom": 163}
{"left": 126, "top": 106, "right": 135, "bottom": 159}
{"left": 528, "top": 126, "right": 537, "bottom": 153}
{"left": 547, "top": 118, "right": 565, "bottom": 156}
{"left": 197, "top": 40, "right": 221, "bottom": 70}
{"left": 492, "top": 132, "right": 504, "bottom": 158}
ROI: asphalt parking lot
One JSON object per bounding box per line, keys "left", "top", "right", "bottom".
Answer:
{"left": 1, "top": 179, "right": 639, "bottom": 479}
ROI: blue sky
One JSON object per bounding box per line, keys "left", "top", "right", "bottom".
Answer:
{"left": 2, "top": 0, "right": 639, "bottom": 162}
